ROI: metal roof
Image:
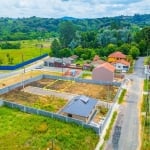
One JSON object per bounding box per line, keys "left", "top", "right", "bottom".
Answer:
{"left": 62, "top": 95, "right": 97, "bottom": 117}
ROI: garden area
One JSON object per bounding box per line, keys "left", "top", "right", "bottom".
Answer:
{"left": 0, "top": 107, "right": 99, "bottom": 150}
{"left": 0, "top": 40, "right": 50, "bottom": 65}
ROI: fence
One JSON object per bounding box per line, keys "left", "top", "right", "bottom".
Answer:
{"left": 0, "top": 73, "right": 122, "bottom": 135}
{"left": 0, "top": 75, "right": 43, "bottom": 94}
{"left": 0, "top": 54, "right": 48, "bottom": 70}
{"left": 43, "top": 74, "right": 121, "bottom": 86}
{"left": 0, "top": 99, "right": 100, "bottom": 135}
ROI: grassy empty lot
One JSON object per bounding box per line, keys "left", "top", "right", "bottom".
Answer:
{"left": 1, "top": 89, "right": 67, "bottom": 113}
{"left": 0, "top": 40, "right": 50, "bottom": 65}
{"left": 30, "top": 79, "right": 118, "bottom": 101}
{"left": 0, "top": 107, "right": 99, "bottom": 150}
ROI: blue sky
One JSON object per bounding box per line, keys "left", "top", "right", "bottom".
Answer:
{"left": 0, "top": 0, "right": 149, "bottom": 18}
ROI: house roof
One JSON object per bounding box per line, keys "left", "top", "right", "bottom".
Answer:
{"left": 108, "top": 51, "right": 126, "bottom": 59}
{"left": 112, "top": 59, "right": 130, "bottom": 66}
{"left": 70, "top": 55, "right": 78, "bottom": 59}
{"left": 91, "top": 59, "right": 105, "bottom": 67}
{"left": 96, "top": 62, "right": 115, "bottom": 72}
{"left": 62, "top": 95, "right": 97, "bottom": 117}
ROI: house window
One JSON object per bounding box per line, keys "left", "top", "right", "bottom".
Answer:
{"left": 68, "top": 114, "right": 72, "bottom": 117}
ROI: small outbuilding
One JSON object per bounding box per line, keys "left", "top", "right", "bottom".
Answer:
{"left": 92, "top": 62, "right": 115, "bottom": 82}
{"left": 61, "top": 95, "right": 98, "bottom": 123}
{"left": 44, "top": 57, "right": 72, "bottom": 67}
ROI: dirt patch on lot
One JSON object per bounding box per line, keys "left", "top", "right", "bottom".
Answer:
{"left": 0, "top": 89, "right": 67, "bottom": 113}
{"left": 28, "top": 79, "right": 118, "bottom": 102}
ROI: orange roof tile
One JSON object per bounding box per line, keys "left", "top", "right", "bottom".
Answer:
{"left": 96, "top": 62, "right": 115, "bottom": 72}
{"left": 108, "top": 51, "right": 126, "bottom": 59}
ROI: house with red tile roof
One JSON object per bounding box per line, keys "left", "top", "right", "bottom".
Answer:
{"left": 92, "top": 62, "right": 115, "bottom": 82}
{"left": 108, "top": 51, "right": 126, "bottom": 63}
{"left": 111, "top": 59, "right": 130, "bottom": 72}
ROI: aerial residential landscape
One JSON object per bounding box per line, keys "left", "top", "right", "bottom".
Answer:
{"left": 0, "top": 0, "right": 150, "bottom": 150}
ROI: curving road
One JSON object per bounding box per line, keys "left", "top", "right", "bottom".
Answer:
{"left": 105, "top": 57, "right": 145, "bottom": 150}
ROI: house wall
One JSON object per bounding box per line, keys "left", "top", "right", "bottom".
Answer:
{"left": 108, "top": 57, "right": 116, "bottom": 63}
{"left": 113, "top": 63, "right": 129, "bottom": 72}
{"left": 92, "top": 67, "right": 114, "bottom": 82}
{"left": 62, "top": 112, "right": 87, "bottom": 122}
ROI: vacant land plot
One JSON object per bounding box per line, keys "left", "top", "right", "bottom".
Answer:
{"left": 0, "top": 107, "right": 98, "bottom": 150}
{"left": 0, "top": 70, "right": 62, "bottom": 88}
{"left": 30, "top": 79, "right": 118, "bottom": 101}
{"left": 0, "top": 89, "right": 67, "bottom": 112}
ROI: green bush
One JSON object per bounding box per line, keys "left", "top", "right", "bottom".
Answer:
{"left": 118, "top": 89, "right": 127, "bottom": 104}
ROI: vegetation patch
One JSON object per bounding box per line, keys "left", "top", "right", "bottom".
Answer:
{"left": 81, "top": 72, "right": 92, "bottom": 79}
{"left": 0, "top": 90, "right": 67, "bottom": 113}
{"left": 118, "top": 89, "right": 127, "bottom": 104}
{"left": 104, "top": 111, "right": 117, "bottom": 141}
{"left": 0, "top": 107, "right": 99, "bottom": 150}
{"left": 143, "top": 79, "right": 150, "bottom": 91}
{"left": 0, "top": 40, "right": 50, "bottom": 65}
{"left": 141, "top": 78, "right": 150, "bottom": 150}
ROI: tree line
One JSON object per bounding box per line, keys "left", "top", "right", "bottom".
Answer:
{"left": 0, "top": 14, "right": 149, "bottom": 41}
{"left": 51, "top": 21, "right": 150, "bottom": 60}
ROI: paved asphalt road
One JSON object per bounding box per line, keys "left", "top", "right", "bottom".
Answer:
{"left": 105, "top": 57, "right": 145, "bottom": 150}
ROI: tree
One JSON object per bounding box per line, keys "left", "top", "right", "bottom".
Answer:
{"left": 59, "top": 21, "right": 76, "bottom": 48}
{"left": 51, "top": 39, "right": 61, "bottom": 57}
{"left": 58, "top": 48, "right": 71, "bottom": 57}
{"left": 129, "top": 46, "right": 140, "bottom": 59}
{"left": 138, "top": 40, "right": 147, "bottom": 56}
{"left": 120, "top": 43, "right": 130, "bottom": 55}
{"left": 106, "top": 43, "right": 117, "bottom": 55}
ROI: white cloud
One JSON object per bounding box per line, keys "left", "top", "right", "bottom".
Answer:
{"left": 0, "top": 0, "right": 149, "bottom": 18}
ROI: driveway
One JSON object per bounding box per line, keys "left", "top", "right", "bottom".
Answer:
{"left": 105, "top": 57, "right": 145, "bottom": 150}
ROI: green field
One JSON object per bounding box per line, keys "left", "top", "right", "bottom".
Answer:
{"left": 0, "top": 107, "right": 99, "bottom": 150}
{"left": 0, "top": 40, "right": 50, "bottom": 65}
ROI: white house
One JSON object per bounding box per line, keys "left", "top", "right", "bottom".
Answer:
{"left": 112, "top": 59, "right": 130, "bottom": 72}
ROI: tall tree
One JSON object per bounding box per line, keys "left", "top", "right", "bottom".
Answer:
{"left": 59, "top": 21, "right": 76, "bottom": 48}
{"left": 51, "top": 39, "right": 61, "bottom": 57}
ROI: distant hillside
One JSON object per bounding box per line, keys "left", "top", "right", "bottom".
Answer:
{"left": 0, "top": 14, "right": 149, "bottom": 41}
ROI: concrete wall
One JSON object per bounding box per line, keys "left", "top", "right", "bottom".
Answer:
{"left": 62, "top": 112, "right": 88, "bottom": 122}
{"left": 0, "top": 99, "right": 100, "bottom": 135}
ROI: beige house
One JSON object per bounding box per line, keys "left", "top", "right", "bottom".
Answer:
{"left": 61, "top": 95, "right": 97, "bottom": 123}
{"left": 92, "top": 62, "right": 115, "bottom": 82}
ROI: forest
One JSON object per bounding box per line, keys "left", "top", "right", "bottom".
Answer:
{"left": 0, "top": 14, "right": 150, "bottom": 61}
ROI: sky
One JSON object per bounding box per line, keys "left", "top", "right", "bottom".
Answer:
{"left": 0, "top": 0, "right": 150, "bottom": 18}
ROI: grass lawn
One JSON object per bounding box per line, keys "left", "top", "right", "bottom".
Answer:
{"left": 0, "top": 107, "right": 99, "bottom": 150}
{"left": 143, "top": 79, "right": 150, "bottom": 91}
{"left": 0, "top": 40, "right": 50, "bottom": 65}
